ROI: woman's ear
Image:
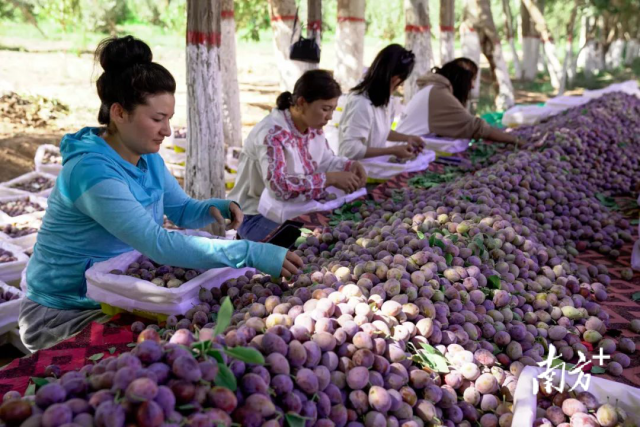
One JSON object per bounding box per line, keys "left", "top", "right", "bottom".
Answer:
{"left": 109, "top": 103, "right": 127, "bottom": 124}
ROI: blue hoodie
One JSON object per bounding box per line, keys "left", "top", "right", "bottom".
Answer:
{"left": 26, "top": 127, "right": 288, "bottom": 310}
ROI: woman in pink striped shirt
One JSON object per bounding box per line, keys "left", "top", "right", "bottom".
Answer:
{"left": 229, "top": 70, "right": 367, "bottom": 242}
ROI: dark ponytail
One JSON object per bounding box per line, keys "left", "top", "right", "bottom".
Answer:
{"left": 432, "top": 58, "right": 478, "bottom": 107}
{"left": 276, "top": 70, "right": 342, "bottom": 110}
{"left": 95, "top": 35, "right": 176, "bottom": 125}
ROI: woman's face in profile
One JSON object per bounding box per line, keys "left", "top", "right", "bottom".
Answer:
{"left": 299, "top": 97, "right": 338, "bottom": 130}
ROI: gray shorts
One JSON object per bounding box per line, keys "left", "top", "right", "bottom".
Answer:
{"left": 18, "top": 298, "right": 111, "bottom": 353}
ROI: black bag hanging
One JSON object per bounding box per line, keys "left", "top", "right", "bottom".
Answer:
{"left": 289, "top": 7, "right": 321, "bottom": 64}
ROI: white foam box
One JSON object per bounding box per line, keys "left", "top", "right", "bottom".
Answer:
{"left": 34, "top": 144, "right": 63, "bottom": 176}
{"left": 0, "top": 217, "right": 41, "bottom": 252}
{"left": 513, "top": 366, "right": 640, "bottom": 425}
{"left": 0, "top": 172, "right": 57, "bottom": 198}
{"left": 0, "top": 194, "right": 47, "bottom": 225}
{"left": 0, "top": 280, "right": 24, "bottom": 336}
{"left": 0, "top": 241, "right": 29, "bottom": 284}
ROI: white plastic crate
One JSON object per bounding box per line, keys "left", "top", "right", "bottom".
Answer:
{"left": 34, "top": 144, "right": 63, "bottom": 176}
{"left": 0, "top": 241, "right": 29, "bottom": 284}
{"left": 0, "top": 194, "right": 47, "bottom": 224}
{"left": 0, "top": 280, "right": 24, "bottom": 336}
{"left": 86, "top": 249, "right": 251, "bottom": 316}
{"left": 0, "top": 172, "right": 57, "bottom": 198}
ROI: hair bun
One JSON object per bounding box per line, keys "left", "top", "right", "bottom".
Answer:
{"left": 96, "top": 35, "right": 153, "bottom": 74}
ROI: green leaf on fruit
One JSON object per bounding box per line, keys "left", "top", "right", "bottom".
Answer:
{"left": 433, "top": 238, "right": 445, "bottom": 250}
{"left": 300, "top": 228, "right": 313, "bottom": 235}
{"left": 415, "top": 343, "right": 449, "bottom": 373}
{"left": 450, "top": 235, "right": 459, "bottom": 243}
{"left": 591, "top": 366, "right": 606, "bottom": 374}
{"left": 31, "top": 377, "right": 49, "bottom": 388}
{"left": 214, "top": 297, "right": 233, "bottom": 336}
{"left": 108, "top": 347, "right": 116, "bottom": 354}
{"left": 285, "top": 414, "right": 309, "bottom": 427}
{"left": 445, "top": 254, "right": 453, "bottom": 265}
{"left": 88, "top": 352, "right": 104, "bottom": 362}
{"left": 126, "top": 343, "right": 136, "bottom": 348}
{"left": 25, "top": 382, "right": 36, "bottom": 396}
{"left": 178, "top": 404, "right": 197, "bottom": 411}
{"left": 207, "top": 349, "right": 225, "bottom": 364}
{"left": 632, "top": 292, "right": 640, "bottom": 302}
{"left": 224, "top": 346, "right": 265, "bottom": 365}
{"left": 214, "top": 363, "right": 237, "bottom": 392}
{"left": 417, "top": 231, "right": 425, "bottom": 240}
{"left": 487, "top": 275, "right": 502, "bottom": 290}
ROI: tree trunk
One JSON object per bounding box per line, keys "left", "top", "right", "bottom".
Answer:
{"left": 220, "top": 0, "right": 242, "bottom": 148}
{"left": 520, "top": 0, "right": 540, "bottom": 81}
{"left": 502, "top": 0, "right": 522, "bottom": 79}
{"left": 439, "top": 0, "right": 455, "bottom": 65}
{"left": 605, "top": 38, "right": 625, "bottom": 70}
{"left": 268, "top": 0, "right": 313, "bottom": 91}
{"left": 470, "top": 0, "right": 515, "bottom": 110}
{"left": 576, "top": 14, "right": 598, "bottom": 79}
{"left": 460, "top": 1, "right": 481, "bottom": 111}
{"left": 308, "top": 0, "right": 322, "bottom": 48}
{"left": 404, "top": 0, "right": 434, "bottom": 102}
{"left": 335, "top": 0, "right": 366, "bottom": 91}
{"left": 186, "top": 0, "right": 226, "bottom": 236}
{"left": 627, "top": 38, "right": 640, "bottom": 65}
{"left": 521, "top": 0, "right": 562, "bottom": 91}
{"left": 559, "top": 0, "right": 579, "bottom": 94}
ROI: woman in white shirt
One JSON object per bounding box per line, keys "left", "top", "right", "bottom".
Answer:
{"left": 338, "top": 44, "right": 425, "bottom": 160}
{"left": 229, "top": 70, "right": 367, "bottom": 242}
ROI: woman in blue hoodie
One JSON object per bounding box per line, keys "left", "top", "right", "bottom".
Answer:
{"left": 18, "top": 36, "right": 302, "bottom": 352}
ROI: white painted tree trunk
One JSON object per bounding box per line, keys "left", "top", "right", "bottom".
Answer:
{"left": 627, "top": 39, "right": 640, "bottom": 65}
{"left": 404, "top": 0, "right": 433, "bottom": 103}
{"left": 439, "top": 0, "right": 455, "bottom": 65}
{"left": 307, "top": 0, "right": 322, "bottom": 47}
{"left": 520, "top": 0, "right": 540, "bottom": 81}
{"left": 559, "top": 0, "right": 579, "bottom": 94}
{"left": 502, "top": 0, "right": 522, "bottom": 79}
{"left": 269, "top": 0, "right": 313, "bottom": 91}
{"left": 186, "top": 0, "right": 226, "bottom": 235}
{"left": 470, "top": 0, "right": 515, "bottom": 110}
{"left": 220, "top": 0, "right": 242, "bottom": 148}
{"left": 460, "top": 20, "right": 481, "bottom": 108}
{"left": 605, "top": 39, "right": 625, "bottom": 70}
{"left": 335, "top": 0, "right": 366, "bottom": 91}
{"left": 521, "top": 0, "right": 562, "bottom": 91}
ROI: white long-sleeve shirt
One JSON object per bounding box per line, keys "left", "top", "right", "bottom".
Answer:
{"left": 228, "top": 109, "right": 353, "bottom": 216}
{"left": 337, "top": 92, "right": 394, "bottom": 160}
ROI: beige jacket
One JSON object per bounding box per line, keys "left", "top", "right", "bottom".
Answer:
{"left": 397, "top": 74, "right": 492, "bottom": 140}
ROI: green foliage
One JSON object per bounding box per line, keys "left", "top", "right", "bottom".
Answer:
{"left": 235, "top": 0, "right": 270, "bottom": 42}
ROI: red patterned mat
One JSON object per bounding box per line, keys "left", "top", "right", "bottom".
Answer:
{"left": 0, "top": 315, "right": 135, "bottom": 395}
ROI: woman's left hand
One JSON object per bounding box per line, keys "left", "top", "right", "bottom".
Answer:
{"left": 228, "top": 202, "right": 244, "bottom": 230}
{"left": 350, "top": 162, "right": 368, "bottom": 187}
{"left": 406, "top": 135, "right": 425, "bottom": 153}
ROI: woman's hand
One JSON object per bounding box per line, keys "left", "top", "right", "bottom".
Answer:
{"left": 208, "top": 206, "right": 225, "bottom": 226}
{"left": 406, "top": 135, "right": 425, "bottom": 153}
{"left": 349, "top": 162, "right": 368, "bottom": 188}
{"left": 228, "top": 202, "right": 243, "bottom": 230}
{"left": 389, "top": 144, "right": 415, "bottom": 159}
{"left": 280, "top": 251, "right": 303, "bottom": 278}
{"left": 326, "top": 171, "right": 360, "bottom": 194}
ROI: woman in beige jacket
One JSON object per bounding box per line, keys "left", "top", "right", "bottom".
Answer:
{"left": 396, "top": 58, "right": 519, "bottom": 144}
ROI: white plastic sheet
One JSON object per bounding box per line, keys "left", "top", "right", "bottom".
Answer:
{"left": 0, "top": 241, "right": 29, "bottom": 284}
{"left": 0, "top": 194, "right": 48, "bottom": 225}
{"left": 583, "top": 80, "right": 640, "bottom": 99}
{"left": 0, "top": 218, "right": 41, "bottom": 252}
{"left": 502, "top": 105, "right": 558, "bottom": 127}
{"left": 86, "top": 249, "right": 252, "bottom": 316}
{"left": 513, "top": 366, "right": 640, "bottom": 425}
{"left": 258, "top": 186, "right": 367, "bottom": 224}
{"left": 360, "top": 149, "right": 436, "bottom": 180}
{"left": 34, "top": 144, "right": 63, "bottom": 176}
{"left": 419, "top": 136, "right": 470, "bottom": 155}
{"left": 0, "top": 171, "right": 57, "bottom": 198}
{"left": 0, "top": 280, "right": 24, "bottom": 336}
{"left": 545, "top": 95, "right": 589, "bottom": 111}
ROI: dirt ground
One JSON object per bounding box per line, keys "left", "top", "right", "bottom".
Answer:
{"left": 0, "top": 36, "right": 550, "bottom": 183}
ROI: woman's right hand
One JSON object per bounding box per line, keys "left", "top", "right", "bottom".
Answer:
{"left": 389, "top": 144, "right": 415, "bottom": 159}
{"left": 326, "top": 171, "right": 360, "bottom": 194}
{"left": 280, "top": 251, "right": 303, "bottom": 278}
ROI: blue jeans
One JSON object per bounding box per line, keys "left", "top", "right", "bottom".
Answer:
{"left": 238, "top": 214, "right": 280, "bottom": 242}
